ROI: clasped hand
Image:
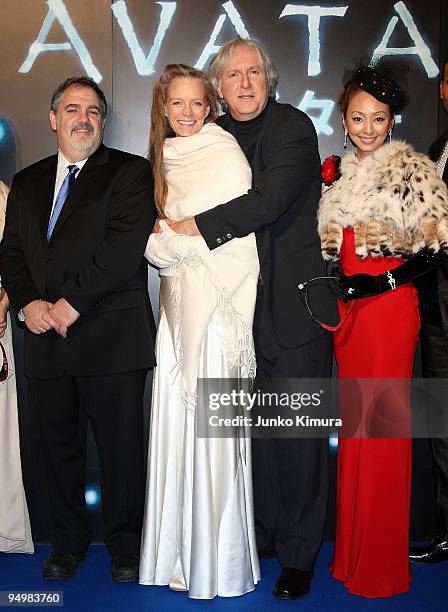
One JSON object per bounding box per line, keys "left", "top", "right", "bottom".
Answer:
{"left": 152, "top": 217, "right": 199, "bottom": 236}
{"left": 23, "top": 298, "right": 80, "bottom": 338}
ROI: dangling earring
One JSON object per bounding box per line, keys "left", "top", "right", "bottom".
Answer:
{"left": 388, "top": 128, "right": 392, "bottom": 143}
{"left": 343, "top": 129, "right": 348, "bottom": 150}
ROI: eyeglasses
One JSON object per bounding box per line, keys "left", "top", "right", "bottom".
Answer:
{"left": 298, "top": 276, "right": 353, "bottom": 333}
{"left": 0, "top": 341, "right": 9, "bottom": 383}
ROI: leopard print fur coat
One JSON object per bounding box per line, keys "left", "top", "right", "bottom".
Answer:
{"left": 318, "top": 140, "right": 448, "bottom": 261}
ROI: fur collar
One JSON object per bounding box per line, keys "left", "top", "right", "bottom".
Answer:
{"left": 318, "top": 140, "right": 448, "bottom": 260}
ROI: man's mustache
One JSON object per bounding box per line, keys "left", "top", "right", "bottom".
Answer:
{"left": 71, "top": 122, "right": 94, "bottom": 134}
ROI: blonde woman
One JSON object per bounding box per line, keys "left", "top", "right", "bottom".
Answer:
{"left": 139, "top": 65, "right": 260, "bottom": 598}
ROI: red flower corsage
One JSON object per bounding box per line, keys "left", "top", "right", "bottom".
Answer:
{"left": 321, "top": 155, "right": 341, "bottom": 186}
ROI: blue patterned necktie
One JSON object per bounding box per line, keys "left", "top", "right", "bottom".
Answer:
{"left": 47, "top": 164, "right": 79, "bottom": 240}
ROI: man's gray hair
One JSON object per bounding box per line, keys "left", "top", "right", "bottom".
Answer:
{"left": 50, "top": 76, "right": 107, "bottom": 118}
{"left": 208, "top": 37, "right": 278, "bottom": 99}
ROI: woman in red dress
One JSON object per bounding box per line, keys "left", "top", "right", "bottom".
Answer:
{"left": 318, "top": 63, "right": 448, "bottom": 597}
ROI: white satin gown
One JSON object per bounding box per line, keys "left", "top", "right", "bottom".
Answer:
{"left": 139, "top": 123, "right": 260, "bottom": 598}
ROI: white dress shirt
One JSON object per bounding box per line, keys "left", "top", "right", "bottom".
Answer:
{"left": 17, "top": 154, "right": 89, "bottom": 321}
{"left": 51, "top": 152, "right": 88, "bottom": 215}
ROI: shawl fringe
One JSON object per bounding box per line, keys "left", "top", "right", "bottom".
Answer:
{"left": 169, "top": 253, "right": 256, "bottom": 413}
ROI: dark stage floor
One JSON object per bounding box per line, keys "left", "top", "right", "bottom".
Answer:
{"left": 0, "top": 543, "right": 444, "bottom": 611}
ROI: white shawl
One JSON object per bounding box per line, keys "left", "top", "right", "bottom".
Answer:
{"left": 145, "top": 123, "right": 259, "bottom": 397}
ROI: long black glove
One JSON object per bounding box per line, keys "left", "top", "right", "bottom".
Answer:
{"left": 340, "top": 249, "right": 448, "bottom": 299}
{"left": 326, "top": 260, "right": 351, "bottom": 302}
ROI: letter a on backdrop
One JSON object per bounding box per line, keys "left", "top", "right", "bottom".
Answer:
{"left": 195, "top": 1, "right": 250, "bottom": 69}
{"left": 19, "top": 0, "right": 102, "bottom": 81}
{"left": 372, "top": 1, "right": 438, "bottom": 77}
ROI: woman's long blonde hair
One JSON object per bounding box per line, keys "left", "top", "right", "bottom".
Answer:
{"left": 150, "top": 64, "right": 219, "bottom": 217}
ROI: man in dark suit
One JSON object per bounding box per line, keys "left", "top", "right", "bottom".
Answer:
{"left": 1, "top": 77, "right": 156, "bottom": 581}
{"left": 410, "top": 59, "right": 448, "bottom": 563}
{"left": 168, "top": 38, "right": 335, "bottom": 599}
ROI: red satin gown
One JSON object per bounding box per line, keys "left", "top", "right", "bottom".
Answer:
{"left": 331, "top": 228, "right": 420, "bottom": 598}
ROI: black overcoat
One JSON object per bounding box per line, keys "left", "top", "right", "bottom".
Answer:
{"left": 196, "top": 98, "right": 336, "bottom": 347}
{"left": 0, "top": 144, "right": 157, "bottom": 378}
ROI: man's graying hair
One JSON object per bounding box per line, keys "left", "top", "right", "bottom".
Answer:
{"left": 208, "top": 37, "right": 279, "bottom": 99}
{"left": 50, "top": 76, "right": 107, "bottom": 118}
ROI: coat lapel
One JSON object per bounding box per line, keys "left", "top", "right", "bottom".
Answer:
{"left": 48, "top": 144, "right": 109, "bottom": 243}
{"left": 35, "top": 156, "right": 58, "bottom": 247}
{"left": 429, "top": 133, "right": 448, "bottom": 186}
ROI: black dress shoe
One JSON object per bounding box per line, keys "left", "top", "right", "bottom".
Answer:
{"left": 409, "top": 535, "right": 448, "bottom": 564}
{"left": 111, "top": 555, "right": 140, "bottom": 582}
{"left": 43, "top": 551, "right": 86, "bottom": 580}
{"left": 272, "top": 567, "right": 313, "bottom": 600}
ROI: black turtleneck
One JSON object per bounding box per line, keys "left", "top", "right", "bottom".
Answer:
{"left": 229, "top": 99, "right": 271, "bottom": 166}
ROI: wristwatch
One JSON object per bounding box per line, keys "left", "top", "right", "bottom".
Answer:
{"left": 17, "top": 309, "right": 25, "bottom": 322}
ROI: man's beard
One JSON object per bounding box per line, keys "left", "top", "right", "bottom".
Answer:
{"left": 70, "top": 121, "right": 99, "bottom": 153}
{"left": 71, "top": 134, "right": 97, "bottom": 153}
